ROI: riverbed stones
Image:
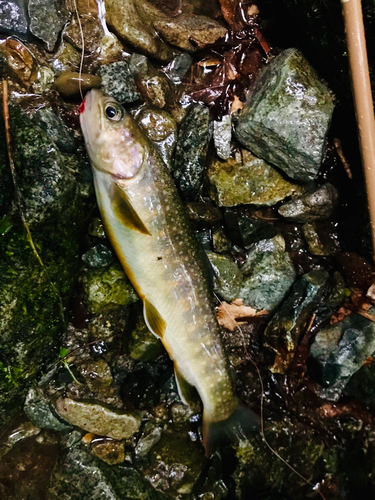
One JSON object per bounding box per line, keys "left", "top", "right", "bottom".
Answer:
{"left": 28, "top": 0, "right": 69, "bottom": 51}
{"left": 206, "top": 252, "right": 243, "bottom": 302}
{"left": 278, "top": 183, "right": 339, "bottom": 222}
{"left": 207, "top": 148, "right": 302, "bottom": 207}
{"left": 164, "top": 52, "right": 193, "bottom": 85}
{"left": 235, "top": 48, "right": 334, "bottom": 182}
{"left": 105, "top": 0, "right": 174, "bottom": 62}
{"left": 82, "top": 244, "right": 113, "bottom": 268}
{"left": 32, "top": 108, "right": 76, "bottom": 154}
{"left": 47, "top": 442, "right": 165, "bottom": 500}
{"left": 54, "top": 71, "right": 101, "bottom": 98}
{"left": 264, "top": 270, "right": 330, "bottom": 373}
{"left": 173, "top": 104, "right": 211, "bottom": 199}
{"left": 239, "top": 234, "right": 296, "bottom": 311}
{"left": 55, "top": 397, "right": 141, "bottom": 439}
{"left": 310, "top": 307, "right": 375, "bottom": 401}
{"left": 0, "top": 0, "right": 28, "bottom": 37}
{"left": 83, "top": 262, "right": 138, "bottom": 314}
{"left": 24, "top": 388, "right": 73, "bottom": 432}
{"left": 97, "top": 61, "right": 140, "bottom": 103}
{"left": 214, "top": 115, "right": 232, "bottom": 160}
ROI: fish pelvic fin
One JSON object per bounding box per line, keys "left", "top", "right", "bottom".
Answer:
{"left": 112, "top": 181, "right": 151, "bottom": 235}
{"left": 203, "top": 402, "right": 259, "bottom": 457}
{"left": 143, "top": 298, "right": 166, "bottom": 339}
{"left": 174, "top": 366, "right": 199, "bottom": 406}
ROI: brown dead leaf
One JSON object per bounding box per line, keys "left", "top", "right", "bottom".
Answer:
{"left": 217, "top": 298, "right": 267, "bottom": 331}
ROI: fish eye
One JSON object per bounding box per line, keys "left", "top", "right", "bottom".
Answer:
{"left": 105, "top": 103, "right": 124, "bottom": 122}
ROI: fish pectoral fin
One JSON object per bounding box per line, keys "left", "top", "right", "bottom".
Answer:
{"left": 112, "top": 181, "right": 151, "bottom": 235}
{"left": 174, "top": 366, "right": 198, "bottom": 406}
{"left": 143, "top": 298, "right": 166, "bottom": 339}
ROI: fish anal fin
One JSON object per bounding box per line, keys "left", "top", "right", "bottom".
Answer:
{"left": 113, "top": 182, "right": 151, "bottom": 235}
{"left": 143, "top": 298, "right": 166, "bottom": 339}
{"left": 174, "top": 366, "right": 198, "bottom": 406}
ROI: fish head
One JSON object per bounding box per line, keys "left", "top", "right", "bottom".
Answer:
{"left": 80, "top": 89, "right": 146, "bottom": 180}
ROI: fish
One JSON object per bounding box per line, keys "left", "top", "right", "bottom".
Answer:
{"left": 80, "top": 89, "right": 259, "bottom": 455}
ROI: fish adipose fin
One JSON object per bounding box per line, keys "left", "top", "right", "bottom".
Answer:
{"left": 113, "top": 182, "right": 151, "bottom": 235}
{"left": 174, "top": 366, "right": 199, "bottom": 405}
{"left": 144, "top": 298, "right": 166, "bottom": 338}
{"left": 203, "top": 402, "right": 260, "bottom": 457}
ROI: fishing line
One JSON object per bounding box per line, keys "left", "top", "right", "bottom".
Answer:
{"left": 214, "top": 292, "right": 327, "bottom": 500}
{"left": 73, "top": 0, "right": 85, "bottom": 100}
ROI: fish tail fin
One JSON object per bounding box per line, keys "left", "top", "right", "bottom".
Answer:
{"left": 203, "top": 402, "right": 259, "bottom": 457}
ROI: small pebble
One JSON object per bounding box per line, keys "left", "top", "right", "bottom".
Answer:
{"left": 54, "top": 71, "right": 101, "bottom": 98}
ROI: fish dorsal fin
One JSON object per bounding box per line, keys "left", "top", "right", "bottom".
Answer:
{"left": 143, "top": 297, "right": 166, "bottom": 339}
{"left": 113, "top": 181, "right": 151, "bottom": 235}
{"left": 174, "top": 366, "right": 198, "bottom": 405}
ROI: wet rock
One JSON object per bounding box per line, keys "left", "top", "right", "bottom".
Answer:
{"left": 47, "top": 442, "right": 165, "bottom": 500}
{"left": 173, "top": 104, "right": 211, "bottom": 199}
{"left": 138, "top": 75, "right": 170, "bottom": 109}
{"left": 278, "top": 183, "right": 339, "bottom": 222}
{"left": 88, "top": 217, "right": 107, "bottom": 239}
{"left": 196, "top": 228, "right": 212, "bottom": 250}
{"left": 128, "top": 305, "right": 164, "bottom": 362}
{"left": 0, "top": 0, "right": 28, "bottom": 37}
{"left": 135, "top": 107, "right": 177, "bottom": 169}
{"left": 214, "top": 115, "right": 232, "bottom": 160}
{"left": 54, "top": 71, "right": 101, "bottom": 98}
{"left": 77, "top": 358, "right": 113, "bottom": 394}
{"left": 212, "top": 228, "right": 231, "bottom": 254}
{"left": 33, "top": 66, "right": 55, "bottom": 94}
{"left": 91, "top": 438, "right": 125, "bottom": 465}
{"left": 55, "top": 397, "right": 142, "bottom": 440}
{"left": 207, "top": 148, "right": 302, "bottom": 207}
{"left": 51, "top": 41, "right": 82, "bottom": 74}
{"left": 24, "top": 387, "right": 73, "bottom": 432}
{"left": 302, "top": 221, "right": 340, "bottom": 256}
{"left": 169, "top": 402, "right": 196, "bottom": 426}
{"left": 97, "top": 61, "right": 140, "bottom": 103}
{"left": 146, "top": 429, "right": 205, "bottom": 496}
{"left": 185, "top": 202, "right": 222, "bottom": 228}
{"left": 164, "top": 52, "right": 193, "bottom": 85}
{"left": 235, "top": 48, "right": 334, "bottom": 182}
{"left": 239, "top": 234, "right": 296, "bottom": 311}
{"left": 207, "top": 252, "right": 243, "bottom": 302}
{"left": 0, "top": 38, "right": 35, "bottom": 83}
{"left": 105, "top": 0, "right": 174, "bottom": 62}
{"left": 264, "top": 270, "right": 330, "bottom": 373}
{"left": 83, "top": 262, "right": 139, "bottom": 314}
{"left": 0, "top": 422, "right": 41, "bottom": 459}
{"left": 0, "top": 106, "right": 84, "bottom": 427}
{"left": 82, "top": 244, "right": 114, "bottom": 268}
{"left": 32, "top": 108, "right": 76, "bottom": 153}
{"left": 310, "top": 307, "right": 375, "bottom": 401}
{"left": 135, "top": 421, "right": 163, "bottom": 458}
{"left": 28, "top": 0, "right": 69, "bottom": 51}
{"left": 129, "top": 53, "right": 150, "bottom": 79}
{"left": 88, "top": 305, "right": 130, "bottom": 345}
{"left": 224, "top": 206, "right": 277, "bottom": 248}
{"left": 152, "top": 12, "right": 227, "bottom": 53}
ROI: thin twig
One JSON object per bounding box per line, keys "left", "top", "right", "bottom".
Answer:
{"left": 333, "top": 137, "right": 353, "bottom": 179}
{"left": 2, "top": 80, "right": 65, "bottom": 324}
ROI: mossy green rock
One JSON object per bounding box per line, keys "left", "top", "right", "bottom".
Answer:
{"left": 207, "top": 149, "right": 302, "bottom": 207}
{"left": 264, "top": 270, "right": 330, "bottom": 373}
{"left": 206, "top": 251, "right": 243, "bottom": 302}
{"left": 83, "top": 262, "right": 139, "bottom": 314}
{"left": 239, "top": 234, "right": 296, "bottom": 311}
{"left": 310, "top": 307, "right": 375, "bottom": 401}
{"left": 47, "top": 442, "right": 166, "bottom": 500}
{"left": 235, "top": 48, "right": 334, "bottom": 182}
{"left": 0, "top": 106, "right": 84, "bottom": 429}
